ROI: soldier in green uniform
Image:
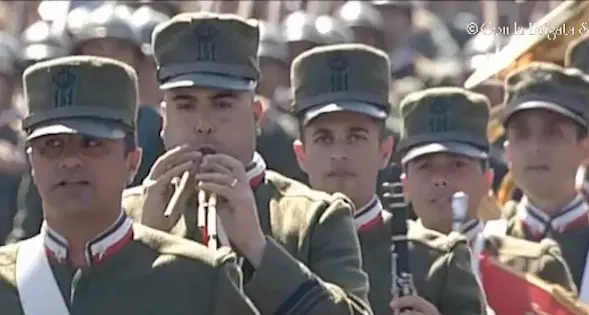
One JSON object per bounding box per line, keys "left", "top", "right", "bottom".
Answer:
{"left": 8, "top": 3, "right": 161, "bottom": 244}
{"left": 334, "top": 1, "right": 386, "bottom": 50}
{"left": 255, "top": 21, "right": 307, "bottom": 184}
{"left": 289, "top": 43, "right": 486, "bottom": 315}
{"left": 0, "top": 56, "right": 259, "bottom": 315}
{"left": 7, "top": 20, "right": 73, "bottom": 246}
{"left": 397, "top": 87, "right": 577, "bottom": 305}
{"left": 494, "top": 63, "right": 589, "bottom": 301}
{"left": 122, "top": 12, "right": 371, "bottom": 315}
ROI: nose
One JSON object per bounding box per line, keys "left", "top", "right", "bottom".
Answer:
{"left": 431, "top": 174, "right": 448, "bottom": 187}
{"left": 329, "top": 147, "right": 348, "bottom": 162}
{"left": 58, "top": 148, "right": 84, "bottom": 170}
{"left": 195, "top": 117, "right": 215, "bottom": 135}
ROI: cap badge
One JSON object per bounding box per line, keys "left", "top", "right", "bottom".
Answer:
{"left": 327, "top": 53, "right": 349, "bottom": 92}
{"left": 193, "top": 23, "right": 217, "bottom": 62}
{"left": 52, "top": 69, "right": 76, "bottom": 108}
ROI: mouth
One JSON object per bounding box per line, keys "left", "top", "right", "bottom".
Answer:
{"left": 429, "top": 196, "right": 452, "bottom": 204}
{"left": 197, "top": 146, "right": 217, "bottom": 156}
{"left": 525, "top": 165, "right": 550, "bottom": 172}
{"left": 327, "top": 170, "right": 356, "bottom": 178}
{"left": 56, "top": 180, "right": 90, "bottom": 187}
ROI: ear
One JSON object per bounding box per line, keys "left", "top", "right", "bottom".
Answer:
{"left": 485, "top": 168, "right": 495, "bottom": 190}
{"left": 126, "top": 148, "right": 143, "bottom": 184}
{"left": 379, "top": 135, "right": 394, "bottom": 169}
{"left": 292, "top": 139, "right": 308, "bottom": 173}
{"left": 26, "top": 147, "right": 34, "bottom": 180}
{"left": 400, "top": 172, "right": 409, "bottom": 199}
{"left": 580, "top": 135, "right": 589, "bottom": 159}
{"left": 159, "top": 100, "right": 167, "bottom": 139}
{"left": 253, "top": 99, "right": 264, "bottom": 135}
{"left": 253, "top": 99, "right": 264, "bottom": 123}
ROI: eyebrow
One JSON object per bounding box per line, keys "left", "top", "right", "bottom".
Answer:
{"left": 349, "top": 126, "right": 369, "bottom": 133}
{"left": 172, "top": 91, "right": 240, "bottom": 102}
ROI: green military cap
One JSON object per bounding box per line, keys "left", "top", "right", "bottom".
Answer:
{"left": 22, "top": 56, "right": 138, "bottom": 141}
{"left": 290, "top": 43, "right": 391, "bottom": 125}
{"left": 565, "top": 34, "right": 589, "bottom": 73}
{"left": 503, "top": 62, "right": 589, "bottom": 127}
{"left": 152, "top": 12, "right": 260, "bottom": 91}
{"left": 399, "top": 87, "right": 490, "bottom": 164}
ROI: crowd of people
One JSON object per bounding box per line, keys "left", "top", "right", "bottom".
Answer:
{"left": 1, "top": 0, "right": 589, "bottom": 314}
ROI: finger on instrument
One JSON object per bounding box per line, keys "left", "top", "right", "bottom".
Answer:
{"left": 198, "top": 182, "right": 233, "bottom": 201}
{"left": 194, "top": 172, "right": 233, "bottom": 186}
{"left": 202, "top": 154, "right": 244, "bottom": 174}
{"left": 149, "top": 146, "right": 202, "bottom": 178}
{"left": 148, "top": 161, "right": 194, "bottom": 190}
{"left": 200, "top": 159, "right": 233, "bottom": 176}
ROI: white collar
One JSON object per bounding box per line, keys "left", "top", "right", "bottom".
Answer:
{"left": 42, "top": 212, "right": 133, "bottom": 266}
{"left": 517, "top": 195, "right": 588, "bottom": 235}
{"left": 353, "top": 195, "right": 383, "bottom": 230}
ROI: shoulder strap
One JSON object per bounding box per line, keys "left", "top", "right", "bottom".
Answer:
{"left": 16, "top": 235, "right": 70, "bottom": 315}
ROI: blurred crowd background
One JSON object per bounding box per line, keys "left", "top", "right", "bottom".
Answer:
{"left": 0, "top": 0, "right": 566, "bottom": 244}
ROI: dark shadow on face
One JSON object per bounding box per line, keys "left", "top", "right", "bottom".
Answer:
{"left": 29, "top": 134, "right": 133, "bottom": 218}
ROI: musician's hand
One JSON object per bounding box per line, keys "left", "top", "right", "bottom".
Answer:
{"left": 196, "top": 153, "right": 266, "bottom": 267}
{"left": 390, "top": 296, "right": 440, "bottom": 315}
{"left": 140, "top": 145, "right": 202, "bottom": 231}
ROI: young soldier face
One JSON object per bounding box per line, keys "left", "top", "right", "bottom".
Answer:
{"left": 294, "top": 111, "right": 393, "bottom": 206}
{"left": 162, "top": 87, "right": 263, "bottom": 165}
{"left": 28, "top": 134, "right": 139, "bottom": 216}
{"left": 403, "top": 153, "right": 491, "bottom": 233}
{"left": 505, "top": 109, "right": 587, "bottom": 200}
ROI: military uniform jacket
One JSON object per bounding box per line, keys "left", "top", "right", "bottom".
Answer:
{"left": 0, "top": 221, "right": 259, "bottom": 315}
{"left": 502, "top": 200, "right": 588, "bottom": 293}
{"left": 359, "top": 211, "right": 486, "bottom": 315}
{"left": 123, "top": 169, "right": 372, "bottom": 315}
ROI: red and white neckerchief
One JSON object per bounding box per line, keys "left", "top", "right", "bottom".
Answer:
{"left": 353, "top": 195, "right": 383, "bottom": 232}
{"left": 43, "top": 211, "right": 134, "bottom": 266}
{"left": 202, "top": 151, "right": 267, "bottom": 248}
{"left": 516, "top": 195, "right": 589, "bottom": 239}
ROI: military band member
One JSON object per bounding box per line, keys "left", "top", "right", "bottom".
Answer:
{"left": 498, "top": 63, "right": 589, "bottom": 301}
{"left": 122, "top": 13, "right": 371, "bottom": 315}
{"left": 289, "top": 43, "right": 486, "bottom": 315}
{"left": 397, "top": 86, "right": 576, "bottom": 297}
{"left": 0, "top": 56, "right": 259, "bottom": 315}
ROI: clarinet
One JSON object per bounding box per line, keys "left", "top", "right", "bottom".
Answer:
{"left": 382, "top": 182, "right": 416, "bottom": 313}
{"left": 452, "top": 192, "right": 468, "bottom": 232}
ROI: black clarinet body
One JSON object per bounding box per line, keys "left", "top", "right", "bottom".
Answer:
{"left": 382, "top": 182, "right": 416, "bottom": 312}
